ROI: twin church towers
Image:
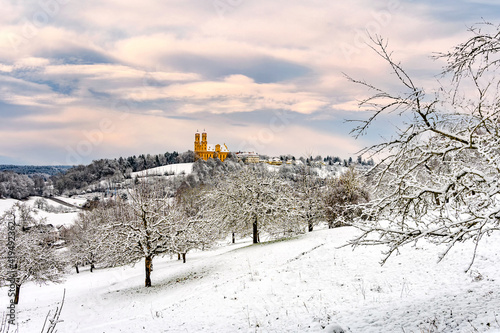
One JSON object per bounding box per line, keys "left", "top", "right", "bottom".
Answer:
{"left": 194, "top": 130, "right": 229, "bottom": 162}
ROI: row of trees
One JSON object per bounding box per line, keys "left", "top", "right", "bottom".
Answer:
{"left": 264, "top": 154, "right": 374, "bottom": 167}
{"left": 64, "top": 164, "right": 369, "bottom": 288}
{"left": 0, "top": 165, "right": 71, "bottom": 176}
{"left": 2, "top": 150, "right": 368, "bottom": 199}
{"left": 2, "top": 145, "right": 370, "bottom": 201}
{"left": 0, "top": 162, "right": 370, "bottom": 303}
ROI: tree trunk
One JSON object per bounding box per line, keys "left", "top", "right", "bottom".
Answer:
{"left": 178, "top": 253, "right": 181, "bottom": 260}
{"left": 145, "top": 255, "right": 152, "bottom": 287}
{"left": 90, "top": 263, "right": 95, "bottom": 273}
{"left": 252, "top": 216, "right": 259, "bottom": 244}
{"left": 14, "top": 285, "right": 20, "bottom": 305}
{"left": 232, "top": 232, "right": 235, "bottom": 244}
{"left": 308, "top": 220, "right": 313, "bottom": 232}
{"left": 75, "top": 264, "right": 79, "bottom": 274}
{"left": 434, "top": 193, "right": 441, "bottom": 205}
{"left": 182, "top": 253, "right": 186, "bottom": 263}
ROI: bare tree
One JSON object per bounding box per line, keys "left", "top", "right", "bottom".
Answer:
{"left": 0, "top": 203, "right": 66, "bottom": 304}
{"left": 79, "top": 179, "right": 217, "bottom": 287}
{"left": 294, "top": 165, "right": 324, "bottom": 232}
{"left": 206, "top": 165, "right": 303, "bottom": 244}
{"left": 91, "top": 181, "right": 177, "bottom": 287}
{"left": 175, "top": 185, "right": 222, "bottom": 261}
{"left": 67, "top": 208, "right": 110, "bottom": 273}
{"left": 346, "top": 24, "right": 500, "bottom": 270}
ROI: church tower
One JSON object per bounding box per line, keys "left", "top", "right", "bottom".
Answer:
{"left": 194, "top": 131, "right": 200, "bottom": 151}
{"left": 201, "top": 130, "right": 207, "bottom": 151}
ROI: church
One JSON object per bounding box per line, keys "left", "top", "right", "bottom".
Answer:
{"left": 194, "top": 130, "right": 230, "bottom": 162}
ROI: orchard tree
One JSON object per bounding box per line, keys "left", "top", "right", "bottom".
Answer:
{"left": 206, "top": 165, "right": 302, "bottom": 243}
{"left": 82, "top": 179, "right": 217, "bottom": 287}
{"left": 89, "top": 181, "right": 178, "bottom": 287}
{"left": 294, "top": 165, "right": 325, "bottom": 232}
{"left": 67, "top": 207, "right": 112, "bottom": 273}
{"left": 0, "top": 203, "right": 66, "bottom": 304}
{"left": 346, "top": 24, "right": 500, "bottom": 270}
{"left": 175, "top": 185, "right": 222, "bottom": 261}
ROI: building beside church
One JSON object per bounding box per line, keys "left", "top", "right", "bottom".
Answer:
{"left": 194, "top": 131, "right": 230, "bottom": 162}
{"left": 235, "top": 151, "right": 260, "bottom": 163}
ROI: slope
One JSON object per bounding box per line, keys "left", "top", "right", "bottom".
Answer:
{"left": 1, "top": 225, "right": 500, "bottom": 332}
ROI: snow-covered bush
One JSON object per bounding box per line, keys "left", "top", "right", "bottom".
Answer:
{"left": 323, "top": 167, "right": 369, "bottom": 228}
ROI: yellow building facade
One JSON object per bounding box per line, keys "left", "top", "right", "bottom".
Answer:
{"left": 194, "top": 131, "right": 230, "bottom": 162}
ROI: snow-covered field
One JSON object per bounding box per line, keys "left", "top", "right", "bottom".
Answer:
{"left": 0, "top": 198, "right": 79, "bottom": 228}
{"left": 1, "top": 222, "right": 500, "bottom": 332}
{"left": 131, "top": 163, "right": 193, "bottom": 178}
{"left": 52, "top": 196, "right": 88, "bottom": 208}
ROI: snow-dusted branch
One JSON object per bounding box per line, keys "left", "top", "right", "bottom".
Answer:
{"left": 347, "top": 27, "right": 500, "bottom": 271}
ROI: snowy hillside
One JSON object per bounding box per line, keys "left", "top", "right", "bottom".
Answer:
{"left": 0, "top": 198, "right": 79, "bottom": 228}
{"left": 2, "top": 226, "right": 499, "bottom": 332}
{"left": 131, "top": 163, "right": 193, "bottom": 178}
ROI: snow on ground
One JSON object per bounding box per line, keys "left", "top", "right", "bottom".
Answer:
{"left": 36, "top": 209, "right": 79, "bottom": 227}
{"left": 2, "top": 226, "right": 500, "bottom": 332}
{"left": 0, "top": 197, "right": 79, "bottom": 227}
{"left": 0, "top": 198, "right": 17, "bottom": 213}
{"left": 132, "top": 163, "right": 193, "bottom": 178}
{"left": 52, "top": 196, "right": 88, "bottom": 208}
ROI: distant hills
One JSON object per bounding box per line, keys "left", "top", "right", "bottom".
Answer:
{"left": 0, "top": 165, "right": 72, "bottom": 176}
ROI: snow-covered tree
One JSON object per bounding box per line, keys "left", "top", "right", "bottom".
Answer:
{"left": 294, "top": 165, "right": 325, "bottom": 232}
{"left": 67, "top": 208, "right": 109, "bottom": 273}
{"left": 80, "top": 179, "right": 217, "bottom": 287}
{"left": 175, "top": 185, "right": 222, "bottom": 261}
{"left": 86, "top": 182, "right": 172, "bottom": 286}
{"left": 346, "top": 25, "right": 500, "bottom": 270}
{"left": 0, "top": 172, "right": 35, "bottom": 199}
{"left": 323, "top": 167, "right": 369, "bottom": 228}
{"left": 206, "top": 165, "right": 303, "bottom": 243}
{"left": 0, "top": 203, "right": 66, "bottom": 304}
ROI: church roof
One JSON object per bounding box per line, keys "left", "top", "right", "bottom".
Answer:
{"left": 206, "top": 144, "right": 229, "bottom": 152}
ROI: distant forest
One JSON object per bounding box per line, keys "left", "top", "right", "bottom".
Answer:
{"left": 0, "top": 165, "right": 72, "bottom": 176}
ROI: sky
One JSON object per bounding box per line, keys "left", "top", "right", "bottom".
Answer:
{"left": 1, "top": 0, "right": 500, "bottom": 165}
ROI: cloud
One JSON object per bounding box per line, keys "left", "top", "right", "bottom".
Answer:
{"left": 0, "top": 0, "right": 498, "bottom": 164}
